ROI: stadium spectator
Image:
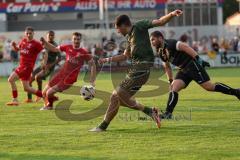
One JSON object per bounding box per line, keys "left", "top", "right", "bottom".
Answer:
{"left": 211, "top": 38, "right": 219, "bottom": 53}
{"left": 238, "top": 39, "right": 240, "bottom": 52}
{"left": 0, "top": 51, "right": 3, "bottom": 62}
{"left": 230, "top": 36, "right": 239, "bottom": 52}
{"left": 198, "top": 40, "right": 208, "bottom": 54}
{"left": 4, "top": 39, "right": 12, "bottom": 60}
{"left": 192, "top": 41, "right": 199, "bottom": 52}
{"left": 219, "top": 38, "right": 230, "bottom": 57}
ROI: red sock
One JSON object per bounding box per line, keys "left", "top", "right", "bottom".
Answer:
{"left": 52, "top": 95, "right": 59, "bottom": 101}
{"left": 35, "top": 90, "right": 43, "bottom": 97}
{"left": 47, "top": 97, "right": 54, "bottom": 107}
{"left": 12, "top": 90, "right": 18, "bottom": 98}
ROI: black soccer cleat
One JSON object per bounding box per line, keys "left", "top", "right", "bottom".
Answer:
{"left": 159, "top": 111, "right": 173, "bottom": 119}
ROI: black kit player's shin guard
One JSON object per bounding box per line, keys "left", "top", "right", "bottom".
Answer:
{"left": 166, "top": 91, "right": 179, "bottom": 113}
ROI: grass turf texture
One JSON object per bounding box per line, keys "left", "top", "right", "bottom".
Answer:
{"left": 0, "top": 67, "right": 240, "bottom": 160}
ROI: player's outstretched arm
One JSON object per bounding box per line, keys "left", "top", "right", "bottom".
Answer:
{"left": 98, "top": 49, "right": 129, "bottom": 64}
{"left": 40, "top": 37, "right": 60, "bottom": 53}
{"left": 88, "top": 58, "right": 96, "bottom": 87}
{"left": 162, "top": 62, "right": 173, "bottom": 84}
{"left": 178, "top": 42, "right": 210, "bottom": 67}
{"left": 177, "top": 42, "right": 198, "bottom": 58}
{"left": 152, "top": 9, "right": 183, "bottom": 26}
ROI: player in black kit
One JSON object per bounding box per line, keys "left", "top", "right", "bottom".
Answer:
{"left": 150, "top": 31, "right": 240, "bottom": 119}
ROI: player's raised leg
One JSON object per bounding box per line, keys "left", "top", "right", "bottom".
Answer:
{"left": 6, "top": 72, "right": 20, "bottom": 106}
{"left": 21, "top": 80, "right": 43, "bottom": 98}
{"left": 34, "top": 70, "right": 46, "bottom": 102}
{"left": 90, "top": 88, "right": 161, "bottom": 132}
{"left": 26, "top": 66, "right": 42, "bottom": 102}
{"left": 200, "top": 81, "right": 240, "bottom": 100}
{"left": 117, "top": 88, "right": 161, "bottom": 128}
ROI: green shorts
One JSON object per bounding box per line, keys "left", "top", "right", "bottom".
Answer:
{"left": 32, "top": 65, "right": 55, "bottom": 80}
{"left": 118, "top": 69, "right": 150, "bottom": 96}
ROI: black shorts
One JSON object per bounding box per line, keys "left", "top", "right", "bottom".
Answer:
{"left": 118, "top": 69, "right": 150, "bottom": 96}
{"left": 32, "top": 65, "right": 55, "bottom": 80}
{"left": 175, "top": 60, "right": 210, "bottom": 87}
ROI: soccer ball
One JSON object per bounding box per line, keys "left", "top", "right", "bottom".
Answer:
{"left": 80, "top": 85, "right": 95, "bottom": 101}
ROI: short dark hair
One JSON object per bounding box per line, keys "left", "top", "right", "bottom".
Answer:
{"left": 150, "top": 31, "right": 164, "bottom": 38}
{"left": 25, "top": 26, "right": 34, "bottom": 32}
{"left": 47, "top": 30, "right": 55, "bottom": 35}
{"left": 72, "top": 32, "right": 82, "bottom": 38}
{"left": 115, "top": 15, "right": 131, "bottom": 27}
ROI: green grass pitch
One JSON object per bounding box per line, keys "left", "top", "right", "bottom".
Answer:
{"left": 0, "top": 67, "right": 240, "bottom": 160}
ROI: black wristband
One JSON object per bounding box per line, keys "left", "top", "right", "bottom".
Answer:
{"left": 169, "top": 79, "right": 173, "bottom": 84}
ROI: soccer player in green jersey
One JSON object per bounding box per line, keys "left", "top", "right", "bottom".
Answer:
{"left": 25, "top": 31, "right": 61, "bottom": 103}
{"left": 90, "top": 10, "right": 183, "bottom": 132}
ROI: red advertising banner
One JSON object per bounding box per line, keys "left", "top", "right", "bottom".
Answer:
{"left": 0, "top": 0, "right": 166, "bottom": 13}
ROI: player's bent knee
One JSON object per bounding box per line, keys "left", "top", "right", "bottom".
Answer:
{"left": 46, "top": 90, "right": 51, "bottom": 98}
{"left": 204, "top": 86, "right": 214, "bottom": 91}
{"left": 8, "top": 75, "right": 15, "bottom": 83}
{"left": 42, "top": 91, "right": 46, "bottom": 97}
{"left": 35, "top": 76, "right": 41, "bottom": 81}
{"left": 34, "top": 75, "right": 39, "bottom": 81}
{"left": 8, "top": 77, "right": 12, "bottom": 83}
{"left": 35, "top": 75, "right": 42, "bottom": 82}
{"left": 202, "top": 83, "right": 215, "bottom": 91}
{"left": 46, "top": 88, "right": 56, "bottom": 98}
{"left": 23, "top": 86, "right": 30, "bottom": 92}
{"left": 110, "top": 91, "right": 119, "bottom": 101}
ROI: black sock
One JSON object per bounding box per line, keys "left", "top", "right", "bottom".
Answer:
{"left": 27, "top": 82, "right": 32, "bottom": 100}
{"left": 27, "top": 93, "right": 32, "bottom": 100}
{"left": 98, "top": 121, "right": 109, "bottom": 130}
{"left": 214, "top": 83, "right": 237, "bottom": 95}
{"left": 166, "top": 91, "right": 178, "bottom": 113}
{"left": 37, "top": 80, "right": 42, "bottom": 91}
{"left": 142, "top": 107, "right": 153, "bottom": 117}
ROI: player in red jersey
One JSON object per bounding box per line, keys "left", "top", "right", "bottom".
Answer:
{"left": 6, "top": 26, "right": 45, "bottom": 106}
{"left": 40, "top": 32, "right": 96, "bottom": 110}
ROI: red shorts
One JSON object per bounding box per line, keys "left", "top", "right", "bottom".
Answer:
{"left": 48, "top": 71, "right": 77, "bottom": 92}
{"left": 15, "top": 65, "right": 33, "bottom": 81}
